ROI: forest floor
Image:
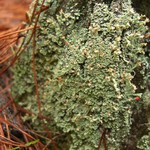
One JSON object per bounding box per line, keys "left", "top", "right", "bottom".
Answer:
{"left": 0, "top": 0, "right": 31, "bottom": 31}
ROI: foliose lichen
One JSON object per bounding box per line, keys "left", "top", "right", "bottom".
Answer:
{"left": 137, "top": 135, "right": 150, "bottom": 150}
{"left": 12, "top": 0, "right": 149, "bottom": 149}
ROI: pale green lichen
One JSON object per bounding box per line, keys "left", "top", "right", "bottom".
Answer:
{"left": 12, "top": 0, "right": 149, "bottom": 149}
{"left": 137, "top": 135, "right": 150, "bottom": 150}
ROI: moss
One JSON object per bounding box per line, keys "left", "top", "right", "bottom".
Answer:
{"left": 12, "top": 0, "right": 149, "bottom": 149}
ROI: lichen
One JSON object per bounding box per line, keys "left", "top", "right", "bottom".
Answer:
{"left": 137, "top": 135, "right": 150, "bottom": 150}
{"left": 12, "top": 0, "right": 149, "bottom": 149}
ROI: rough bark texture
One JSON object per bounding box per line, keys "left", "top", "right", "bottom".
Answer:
{"left": 12, "top": 0, "right": 150, "bottom": 149}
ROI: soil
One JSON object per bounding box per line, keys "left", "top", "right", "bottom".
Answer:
{"left": 0, "top": 0, "right": 31, "bottom": 31}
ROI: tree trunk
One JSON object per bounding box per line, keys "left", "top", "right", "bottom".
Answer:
{"left": 12, "top": 0, "right": 150, "bottom": 149}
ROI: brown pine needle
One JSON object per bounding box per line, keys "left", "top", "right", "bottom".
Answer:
{"left": 0, "top": 24, "right": 36, "bottom": 65}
